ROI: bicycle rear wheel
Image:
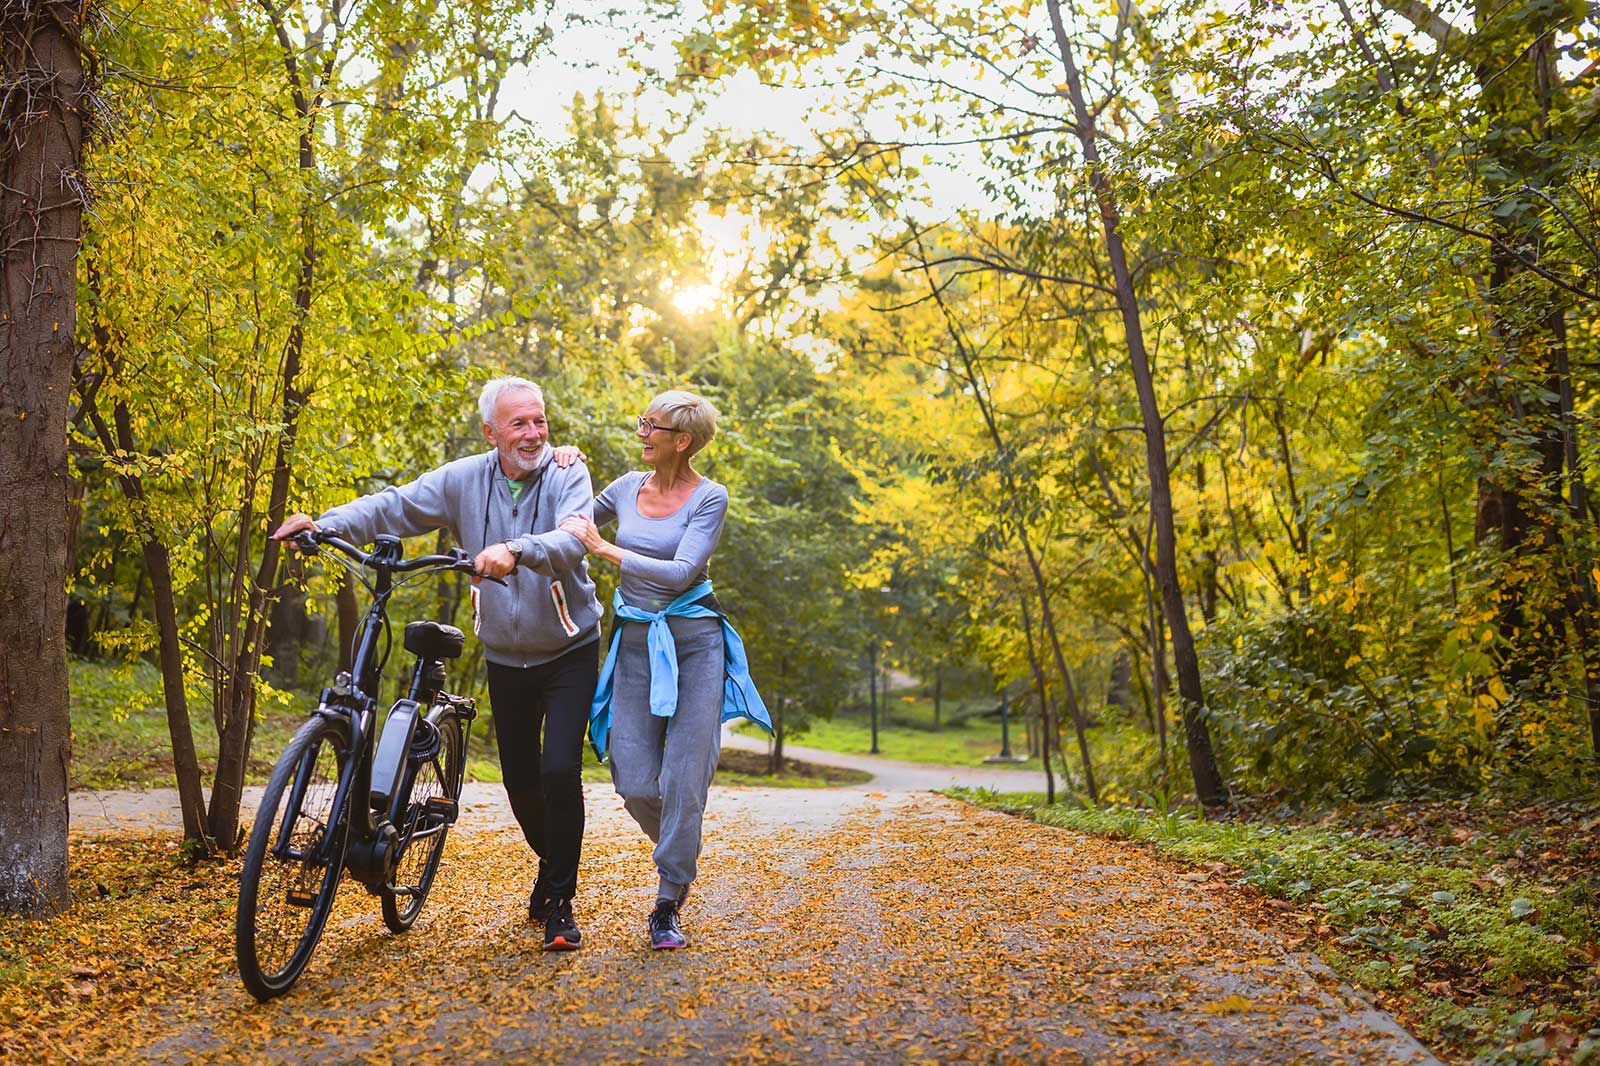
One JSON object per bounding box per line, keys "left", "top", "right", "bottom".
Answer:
{"left": 236, "top": 713, "right": 351, "bottom": 1001}
{"left": 381, "top": 713, "right": 464, "bottom": 932}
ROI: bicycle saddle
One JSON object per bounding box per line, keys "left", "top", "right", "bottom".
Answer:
{"left": 404, "top": 620, "right": 466, "bottom": 660}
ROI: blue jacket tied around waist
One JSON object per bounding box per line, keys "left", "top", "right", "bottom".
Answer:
{"left": 589, "top": 579, "right": 774, "bottom": 758}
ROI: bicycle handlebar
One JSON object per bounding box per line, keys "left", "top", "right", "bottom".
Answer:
{"left": 291, "top": 530, "right": 507, "bottom": 585}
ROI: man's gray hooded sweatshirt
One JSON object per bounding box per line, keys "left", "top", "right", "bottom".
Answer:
{"left": 316, "top": 448, "right": 602, "bottom": 667}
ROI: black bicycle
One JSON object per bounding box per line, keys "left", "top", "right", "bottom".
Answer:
{"left": 235, "top": 530, "right": 496, "bottom": 1001}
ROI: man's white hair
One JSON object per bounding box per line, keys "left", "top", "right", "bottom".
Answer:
{"left": 478, "top": 376, "right": 544, "bottom": 424}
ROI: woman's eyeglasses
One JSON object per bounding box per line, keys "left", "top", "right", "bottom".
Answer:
{"left": 637, "top": 415, "right": 682, "bottom": 435}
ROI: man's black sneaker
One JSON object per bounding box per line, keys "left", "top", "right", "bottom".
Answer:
{"left": 528, "top": 869, "right": 552, "bottom": 922}
{"left": 649, "top": 898, "right": 687, "bottom": 950}
{"left": 543, "top": 899, "right": 582, "bottom": 951}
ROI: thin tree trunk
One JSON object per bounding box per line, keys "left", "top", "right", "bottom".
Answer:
{"left": 914, "top": 241, "right": 1098, "bottom": 804}
{"left": 0, "top": 0, "right": 86, "bottom": 915}
{"left": 1551, "top": 311, "right": 1600, "bottom": 752}
{"left": 1047, "top": 0, "right": 1227, "bottom": 806}
{"left": 207, "top": 207, "right": 313, "bottom": 848}
{"left": 83, "top": 398, "right": 212, "bottom": 852}
{"left": 1020, "top": 595, "right": 1056, "bottom": 805}
{"left": 770, "top": 657, "right": 787, "bottom": 774}
{"left": 1195, "top": 461, "right": 1220, "bottom": 625}
{"left": 208, "top": 4, "right": 331, "bottom": 846}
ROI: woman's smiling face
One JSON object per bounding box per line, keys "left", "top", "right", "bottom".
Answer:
{"left": 637, "top": 409, "right": 684, "bottom": 464}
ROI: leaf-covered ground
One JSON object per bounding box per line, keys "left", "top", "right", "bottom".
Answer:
{"left": 3, "top": 789, "right": 1438, "bottom": 1064}
{"left": 958, "top": 790, "right": 1600, "bottom": 1065}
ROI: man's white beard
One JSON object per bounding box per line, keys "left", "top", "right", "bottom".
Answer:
{"left": 503, "top": 442, "right": 546, "bottom": 478}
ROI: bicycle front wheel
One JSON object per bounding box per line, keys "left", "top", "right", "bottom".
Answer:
{"left": 381, "top": 713, "right": 464, "bottom": 932}
{"left": 236, "top": 713, "right": 351, "bottom": 1001}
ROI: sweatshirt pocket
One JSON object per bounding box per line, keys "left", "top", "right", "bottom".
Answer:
{"left": 550, "top": 581, "right": 580, "bottom": 637}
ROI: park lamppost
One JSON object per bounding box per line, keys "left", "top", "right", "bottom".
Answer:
{"left": 868, "top": 638, "right": 881, "bottom": 755}
{"left": 998, "top": 691, "right": 1013, "bottom": 759}
{"left": 865, "top": 585, "right": 889, "bottom": 756}
{"left": 985, "top": 685, "right": 1027, "bottom": 765}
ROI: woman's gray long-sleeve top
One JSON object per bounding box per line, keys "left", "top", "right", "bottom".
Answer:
{"left": 593, "top": 472, "right": 729, "bottom": 612}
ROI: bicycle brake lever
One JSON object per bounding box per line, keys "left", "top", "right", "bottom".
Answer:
{"left": 290, "top": 532, "right": 318, "bottom": 554}
{"left": 470, "top": 569, "right": 509, "bottom": 587}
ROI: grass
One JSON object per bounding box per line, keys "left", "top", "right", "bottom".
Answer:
{"left": 743, "top": 693, "right": 1043, "bottom": 769}
{"left": 68, "top": 657, "right": 860, "bottom": 793}
{"left": 951, "top": 788, "right": 1600, "bottom": 1066}
{"left": 68, "top": 657, "right": 506, "bottom": 789}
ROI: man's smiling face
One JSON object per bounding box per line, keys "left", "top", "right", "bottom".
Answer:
{"left": 483, "top": 387, "right": 548, "bottom": 480}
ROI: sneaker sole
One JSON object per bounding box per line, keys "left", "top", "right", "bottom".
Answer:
{"left": 650, "top": 938, "right": 687, "bottom": 950}
{"left": 544, "top": 936, "right": 582, "bottom": 951}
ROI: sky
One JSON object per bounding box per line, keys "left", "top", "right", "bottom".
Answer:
{"left": 495, "top": 0, "right": 1013, "bottom": 299}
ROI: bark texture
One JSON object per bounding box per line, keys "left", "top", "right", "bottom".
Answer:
{"left": 0, "top": 0, "right": 87, "bottom": 915}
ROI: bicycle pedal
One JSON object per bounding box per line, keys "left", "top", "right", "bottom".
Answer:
{"left": 285, "top": 887, "right": 316, "bottom": 908}
{"left": 424, "top": 796, "right": 458, "bottom": 824}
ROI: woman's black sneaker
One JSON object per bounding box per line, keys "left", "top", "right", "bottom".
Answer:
{"left": 648, "top": 898, "right": 687, "bottom": 950}
{"left": 543, "top": 899, "right": 582, "bottom": 951}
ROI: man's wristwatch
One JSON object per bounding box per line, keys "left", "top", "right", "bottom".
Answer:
{"left": 503, "top": 539, "right": 524, "bottom": 562}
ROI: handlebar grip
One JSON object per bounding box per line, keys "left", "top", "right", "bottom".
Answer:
{"left": 470, "top": 567, "right": 509, "bottom": 587}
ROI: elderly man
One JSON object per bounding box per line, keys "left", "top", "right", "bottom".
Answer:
{"left": 273, "top": 376, "right": 598, "bottom": 951}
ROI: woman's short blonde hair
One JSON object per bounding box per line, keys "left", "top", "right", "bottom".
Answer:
{"left": 649, "top": 390, "right": 719, "bottom": 456}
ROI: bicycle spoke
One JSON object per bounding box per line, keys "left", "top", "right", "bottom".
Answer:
{"left": 391, "top": 753, "right": 447, "bottom": 893}
{"left": 249, "top": 733, "right": 342, "bottom": 977}
{"left": 380, "top": 717, "right": 463, "bottom": 932}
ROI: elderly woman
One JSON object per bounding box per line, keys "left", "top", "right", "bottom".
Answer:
{"left": 560, "top": 390, "right": 770, "bottom": 949}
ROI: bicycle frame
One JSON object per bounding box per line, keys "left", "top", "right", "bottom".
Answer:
{"left": 274, "top": 533, "right": 486, "bottom": 889}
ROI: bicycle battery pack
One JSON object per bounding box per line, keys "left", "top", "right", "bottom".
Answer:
{"left": 370, "top": 699, "right": 421, "bottom": 811}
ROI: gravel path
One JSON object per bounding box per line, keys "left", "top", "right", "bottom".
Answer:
{"left": 717, "top": 724, "right": 1054, "bottom": 792}
{"left": 56, "top": 772, "right": 1440, "bottom": 1064}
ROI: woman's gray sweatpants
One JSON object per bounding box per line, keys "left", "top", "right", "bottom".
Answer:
{"left": 607, "top": 614, "right": 724, "bottom": 901}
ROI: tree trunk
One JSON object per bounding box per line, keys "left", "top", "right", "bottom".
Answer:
{"left": 1106, "top": 650, "right": 1132, "bottom": 710}
{"left": 914, "top": 242, "right": 1098, "bottom": 803}
{"left": 1550, "top": 311, "right": 1600, "bottom": 752}
{"left": 207, "top": 13, "right": 326, "bottom": 845}
{"left": 769, "top": 657, "right": 787, "bottom": 775}
{"left": 1020, "top": 595, "right": 1056, "bottom": 804}
{"left": 83, "top": 398, "right": 213, "bottom": 852}
{"left": 207, "top": 204, "right": 312, "bottom": 848}
{"left": 1468, "top": 1, "right": 1573, "bottom": 694}
{"left": 0, "top": 0, "right": 86, "bottom": 915}
{"left": 1048, "top": 0, "right": 1228, "bottom": 806}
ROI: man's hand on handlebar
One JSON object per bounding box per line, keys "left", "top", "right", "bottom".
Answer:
{"left": 272, "top": 513, "right": 321, "bottom": 541}
{"left": 473, "top": 543, "right": 519, "bottom": 580}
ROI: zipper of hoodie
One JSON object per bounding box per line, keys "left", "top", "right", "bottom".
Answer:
{"left": 505, "top": 479, "right": 520, "bottom": 642}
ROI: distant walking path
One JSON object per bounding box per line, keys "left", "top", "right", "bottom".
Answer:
{"left": 718, "top": 723, "right": 1053, "bottom": 792}
{"left": 67, "top": 731, "right": 1051, "bottom": 837}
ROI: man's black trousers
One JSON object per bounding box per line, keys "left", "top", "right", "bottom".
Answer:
{"left": 485, "top": 638, "right": 599, "bottom": 905}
